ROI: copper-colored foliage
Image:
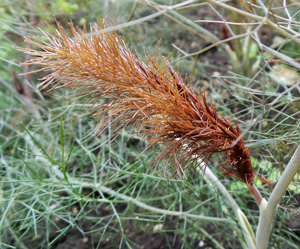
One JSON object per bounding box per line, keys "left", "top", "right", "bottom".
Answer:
{"left": 20, "top": 19, "right": 255, "bottom": 185}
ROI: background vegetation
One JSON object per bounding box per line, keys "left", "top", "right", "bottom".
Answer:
{"left": 1, "top": 0, "right": 299, "bottom": 248}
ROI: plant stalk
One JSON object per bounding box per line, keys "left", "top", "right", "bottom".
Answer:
{"left": 256, "top": 145, "right": 300, "bottom": 249}
{"left": 201, "top": 165, "right": 256, "bottom": 249}
{"left": 247, "top": 183, "right": 262, "bottom": 205}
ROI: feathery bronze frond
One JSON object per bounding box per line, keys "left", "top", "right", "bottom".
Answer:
{"left": 20, "top": 19, "right": 255, "bottom": 185}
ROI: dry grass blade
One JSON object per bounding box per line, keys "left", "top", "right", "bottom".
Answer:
{"left": 20, "top": 19, "right": 255, "bottom": 185}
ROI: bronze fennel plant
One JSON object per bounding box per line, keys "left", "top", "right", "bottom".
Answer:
{"left": 20, "top": 19, "right": 267, "bottom": 204}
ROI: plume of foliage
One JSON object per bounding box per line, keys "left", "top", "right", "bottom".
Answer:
{"left": 20, "top": 19, "right": 255, "bottom": 185}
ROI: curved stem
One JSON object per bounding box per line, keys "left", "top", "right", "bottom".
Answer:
{"left": 256, "top": 145, "right": 300, "bottom": 249}
{"left": 201, "top": 165, "right": 256, "bottom": 249}
{"left": 202, "top": 166, "right": 240, "bottom": 213}
{"left": 51, "top": 165, "right": 231, "bottom": 223}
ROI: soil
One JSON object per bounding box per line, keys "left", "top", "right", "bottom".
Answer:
{"left": 43, "top": 190, "right": 300, "bottom": 249}
{"left": 50, "top": 202, "right": 233, "bottom": 249}
{"left": 46, "top": 191, "right": 300, "bottom": 249}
